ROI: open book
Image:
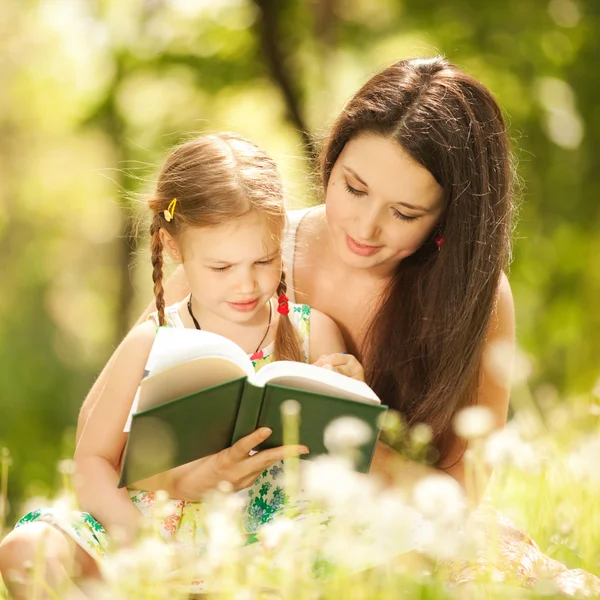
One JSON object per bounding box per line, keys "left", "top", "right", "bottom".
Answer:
{"left": 118, "top": 327, "right": 387, "bottom": 488}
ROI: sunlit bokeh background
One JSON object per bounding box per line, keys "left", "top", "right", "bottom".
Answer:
{"left": 1, "top": 0, "right": 598, "bottom": 524}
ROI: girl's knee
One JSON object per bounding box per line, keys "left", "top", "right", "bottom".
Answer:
{"left": 0, "top": 523, "right": 67, "bottom": 571}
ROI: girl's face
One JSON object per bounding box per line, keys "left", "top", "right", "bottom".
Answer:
{"left": 166, "top": 211, "right": 283, "bottom": 325}
{"left": 325, "top": 133, "right": 445, "bottom": 274}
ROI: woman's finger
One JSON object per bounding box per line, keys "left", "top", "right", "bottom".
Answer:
{"left": 313, "top": 353, "right": 350, "bottom": 367}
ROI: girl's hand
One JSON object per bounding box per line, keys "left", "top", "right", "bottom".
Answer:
{"left": 174, "top": 427, "right": 309, "bottom": 500}
{"left": 313, "top": 353, "right": 365, "bottom": 382}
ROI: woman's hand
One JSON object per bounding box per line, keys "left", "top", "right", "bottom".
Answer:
{"left": 313, "top": 353, "right": 365, "bottom": 382}
{"left": 171, "top": 427, "right": 309, "bottom": 501}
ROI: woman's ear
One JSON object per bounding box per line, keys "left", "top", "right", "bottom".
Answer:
{"left": 159, "top": 229, "right": 183, "bottom": 263}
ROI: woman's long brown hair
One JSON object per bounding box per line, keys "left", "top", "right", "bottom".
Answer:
{"left": 320, "top": 57, "right": 514, "bottom": 464}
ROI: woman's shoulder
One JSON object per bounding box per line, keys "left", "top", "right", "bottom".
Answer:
{"left": 286, "top": 205, "right": 319, "bottom": 226}
{"left": 285, "top": 205, "right": 324, "bottom": 238}
{"left": 488, "top": 271, "right": 515, "bottom": 340}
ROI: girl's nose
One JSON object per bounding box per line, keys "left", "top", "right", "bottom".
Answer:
{"left": 237, "top": 268, "right": 258, "bottom": 294}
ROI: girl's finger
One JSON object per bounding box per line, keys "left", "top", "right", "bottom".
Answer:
{"left": 248, "top": 444, "right": 309, "bottom": 470}
{"left": 229, "top": 427, "right": 272, "bottom": 460}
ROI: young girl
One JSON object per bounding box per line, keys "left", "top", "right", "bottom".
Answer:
{"left": 0, "top": 132, "right": 361, "bottom": 597}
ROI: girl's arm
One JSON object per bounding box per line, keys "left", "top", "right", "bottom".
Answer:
{"left": 74, "top": 321, "right": 158, "bottom": 542}
{"left": 76, "top": 266, "right": 190, "bottom": 445}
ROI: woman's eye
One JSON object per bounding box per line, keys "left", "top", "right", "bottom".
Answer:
{"left": 344, "top": 182, "right": 367, "bottom": 197}
{"left": 392, "top": 209, "right": 419, "bottom": 222}
{"left": 209, "top": 265, "right": 230, "bottom": 272}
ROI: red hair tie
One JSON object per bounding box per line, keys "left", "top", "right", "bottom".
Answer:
{"left": 277, "top": 295, "right": 290, "bottom": 315}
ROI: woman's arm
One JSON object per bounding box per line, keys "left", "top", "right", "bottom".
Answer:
{"left": 308, "top": 309, "right": 365, "bottom": 381}
{"left": 74, "top": 321, "right": 158, "bottom": 542}
{"left": 76, "top": 266, "right": 190, "bottom": 445}
{"left": 308, "top": 309, "right": 346, "bottom": 362}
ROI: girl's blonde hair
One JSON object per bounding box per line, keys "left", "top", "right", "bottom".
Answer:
{"left": 149, "top": 132, "right": 302, "bottom": 362}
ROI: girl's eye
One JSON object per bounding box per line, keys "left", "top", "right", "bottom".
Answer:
{"left": 209, "top": 266, "right": 230, "bottom": 272}
{"left": 256, "top": 258, "right": 274, "bottom": 266}
{"left": 392, "top": 209, "right": 419, "bottom": 222}
{"left": 344, "top": 182, "right": 367, "bottom": 197}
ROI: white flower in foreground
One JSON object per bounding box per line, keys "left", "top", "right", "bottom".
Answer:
{"left": 567, "top": 435, "right": 600, "bottom": 487}
{"left": 259, "top": 517, "right": 299, "bottom": 551}
{"left": 413, "top": 474, "right": 467, "bottom": 525}
{"left": 206, "top": 509, "right": 245, "bottom": 565}
{"left": 483, "top": 339, "right": 515, "bottom": 386}
{"left": 101, "top": 537, "right": 177, "bottom": 584}
{"left": 484, "top": 425, "right": 539, "bottom": 472}
{"left": 324, "top": 416, "right": 372, "bottom": 454}
{"left": 410, "top": 423, "right": 433, "bottom": 446}
{"left": 453, "top": 406, "right": 495, "bottom": 440}
{"left": 303, "top": 455, "right": 374, "bottom": 509}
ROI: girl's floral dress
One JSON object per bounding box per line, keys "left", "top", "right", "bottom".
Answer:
{"left": 14, "top": 301, "right": 312, "bottom": 585}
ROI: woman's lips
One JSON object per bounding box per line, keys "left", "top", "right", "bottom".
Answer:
{"left": 346, "top": 234, "right": 382, "bottom": 257}
{"left": 228, "top": 298, "right": 259, "bottom": 312}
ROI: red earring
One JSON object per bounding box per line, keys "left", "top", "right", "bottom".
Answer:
{"left": 435, "top": 235, "right": 445, "bottom": 250}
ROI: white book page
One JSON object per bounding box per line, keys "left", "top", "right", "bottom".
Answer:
{"left": 137, "top": 355, "right": 251, "bottom": 412}
{"left": 146, "top": 328, "right": 253, "bottom": 376}
{"left": 253, "top": 361, "right": 381, "bottom": 405}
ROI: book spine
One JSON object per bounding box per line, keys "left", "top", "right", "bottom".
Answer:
{"left": 231, "top": 382, "right": 265, "bottom": 444}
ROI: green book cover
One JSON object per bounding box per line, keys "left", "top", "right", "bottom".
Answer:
{"left": 118, "top": 328, "right": 387, "bottom": 488}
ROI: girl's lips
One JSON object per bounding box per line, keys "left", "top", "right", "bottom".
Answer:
{"left": 228, "top": 298, "right": 259, "bottom": 312}
{"left": 346, "top": 234, "right": 383, "bottom": 257}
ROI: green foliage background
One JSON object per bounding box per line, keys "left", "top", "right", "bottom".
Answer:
{"left": 0, "top": 0, "right": 598, "bottom": 521}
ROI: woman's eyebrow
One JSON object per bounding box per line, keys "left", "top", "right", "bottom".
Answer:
{"left": 343, "top": 165, "right": 368, "bottom": 187}
{"left": 344, "top": 165, "right": 431, "bottom": 213}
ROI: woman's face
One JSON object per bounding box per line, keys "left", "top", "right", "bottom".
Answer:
{"left": 325, "top": 133, "right": 445, "bottom": 274}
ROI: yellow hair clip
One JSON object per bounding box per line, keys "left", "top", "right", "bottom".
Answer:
{"left": 163, "top": 198, "right": 177, "bottom": 222}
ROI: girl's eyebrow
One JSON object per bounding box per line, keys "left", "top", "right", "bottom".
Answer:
{"left": 205, "top": 248, "right": 280, "bottom": 264}
{"left": 343, "top": 165, "right": 431, "bottom": 213}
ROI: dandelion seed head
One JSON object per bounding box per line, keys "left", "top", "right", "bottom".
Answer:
{"left": 57, "top": 459, "right": 76, "bottom": 476}
{"left": 483, "top": 339, "right": 514, "bottom": 386}
{"left": 453, "top": 406, "right": 495, "bottom": 440}
{"left": 484, "top": 426, "right": 539, "bottom": 472}
{"left": 324, "top": 416, "right": 372, "bottom": 454}
{"left": 281, "top": 398, "right": 301, "bottom": 417}
{"left": 413, "top": 475, "right": 466, "bottom": 524}
{"left": 101, "top": 537, "right": 176, "bottom": 583}
{"left": 303, "top": 455, "right": 369, "bottom": 508}
{"left": 410, "top": 423, "right": 433, "bottom": 447}
{"left": 259, "top": 517, "right": 298, "bottom": 550}
{"left": 567, "top": 435, "right": 600, "bottom": 486}
{"left": 512, "top": 346, "right": 533, "bottom": 386}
